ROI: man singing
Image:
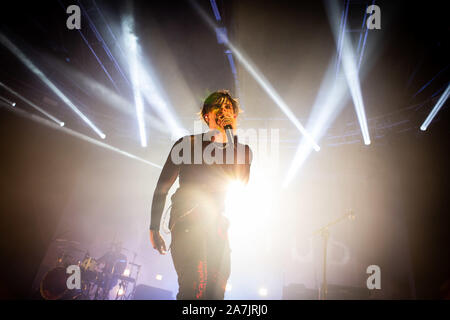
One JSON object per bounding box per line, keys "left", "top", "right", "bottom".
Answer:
{"left": 149, "top": 90, "right": 252, "bottom": 299}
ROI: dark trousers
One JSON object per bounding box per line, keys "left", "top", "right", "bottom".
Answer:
{"left": 170, "top": 212, "right": 231, "bottom": 300}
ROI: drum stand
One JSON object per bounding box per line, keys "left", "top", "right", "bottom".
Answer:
{"left": 313, "top": 210, "right": 355, "bottom": 300}
{"left": 126, "top": 251, "right": 141, "bottom": 300}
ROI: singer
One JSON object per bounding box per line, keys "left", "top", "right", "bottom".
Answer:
{"left": 149, "top": 90, "right": 252, "bottom": 299}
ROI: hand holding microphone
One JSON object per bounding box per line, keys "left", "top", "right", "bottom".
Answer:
{"left": 216, "top": 111, "right": 234, "bottom": 130}
{"left": 215, "top": 112, "right": 235, "bottom": 147}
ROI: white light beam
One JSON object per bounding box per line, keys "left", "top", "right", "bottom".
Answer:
{"left": 123, "top": 19, "right": 147, "bottom": 147}
{"left": 420, "top": 83, "right": 450, "bottom": 131}
{"left": 1, "top": 103, "right": 161, "bottom": 169}
{"left": 190, "top": 0, "right": 320, "bottom": 151}
{"left": 0, "top": 94, "right": 16, "bottom": 107}
{"left": 325, "top": 0, "right": 371, "bottom": 145}
{"left": 0, "top": 33, "right": 105, "bottom": 139}
{"left": 0, "top": 82, "right": 64, "bottom": 126}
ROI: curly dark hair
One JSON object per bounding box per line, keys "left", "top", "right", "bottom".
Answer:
{"left": 200, "top": 90, "right": 240, "bottom": 124}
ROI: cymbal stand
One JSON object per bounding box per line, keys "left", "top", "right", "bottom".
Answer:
{"left": 127, "top": 251, "right": 141, "bottom": 300}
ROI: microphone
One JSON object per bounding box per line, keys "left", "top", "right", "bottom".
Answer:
{"left": 216, "top": 113, "right": 235, "bottom": 147}
{"left": 223, "top": 124, "right": 234, "bottom": 147}
{"left": 224, "top": 124, "right": 234, "bottom": 148}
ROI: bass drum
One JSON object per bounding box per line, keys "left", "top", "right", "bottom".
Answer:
{"left": 40, "top": 267, "right": 73, "bottom": 300}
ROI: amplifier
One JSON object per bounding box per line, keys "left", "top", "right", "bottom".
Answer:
{"left": 132, "top": 284, "right": 175, "bottom": 300}
{"left": 283, "top": 283, "right": 369, "bottom": 300}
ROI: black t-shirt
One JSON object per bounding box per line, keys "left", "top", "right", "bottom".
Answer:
{"left": 150, "top": 132, "right": 252, "bottom": 231}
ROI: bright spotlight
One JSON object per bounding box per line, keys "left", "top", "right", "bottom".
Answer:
{"left": 258, "top": 287, "right": 268, "bottom": 297}
{"left": 117, "top": 288, "right": 125, "bottom": 296}
{"left": 345, "top": 69, "right": 371, "bottom": 145}
{"left": 225, "top": 180, "right": 247, "bottom": 212}
{"left": 190, "top": 0, "right": 320, "bottom": 151}
{"left": 123, "top": 269, "right": 131, "bottom": 277}
{"left": 0, "top": 33, "right": 106, "bottom": 139}
{"left": 0, "top": 94, "right": 16, "bottom": 107}
{"left": 420, "top": 83, "right": 450, "bottom": 131}
{"left": 224, "top": 168, "right": 275, "bottom": 274}
{"left": 155, "top": 274, "right": 163, "bottom": 281}
{"left": 225, "top": 178, "right": 272, "bottom": 234}
{"left": 0, "top": 82, "right": 64, "bottom": 126}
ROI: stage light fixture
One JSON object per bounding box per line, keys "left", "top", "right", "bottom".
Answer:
{"left": 0, "top": 94, "right": 16, "bottom": 107}
{"left": 420, "top": 83, "right": 450, "bottom": 131}
{"left": 0, "top": 82, "right": 65, "bottom": 127}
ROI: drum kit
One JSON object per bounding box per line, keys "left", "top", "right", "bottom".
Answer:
{"left": 40, "top": 238, "right": 141, "bottom": 300}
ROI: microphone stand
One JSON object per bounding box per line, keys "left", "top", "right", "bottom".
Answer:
{"left": 312, "top": 210, "right": 355, "bottom": 300}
